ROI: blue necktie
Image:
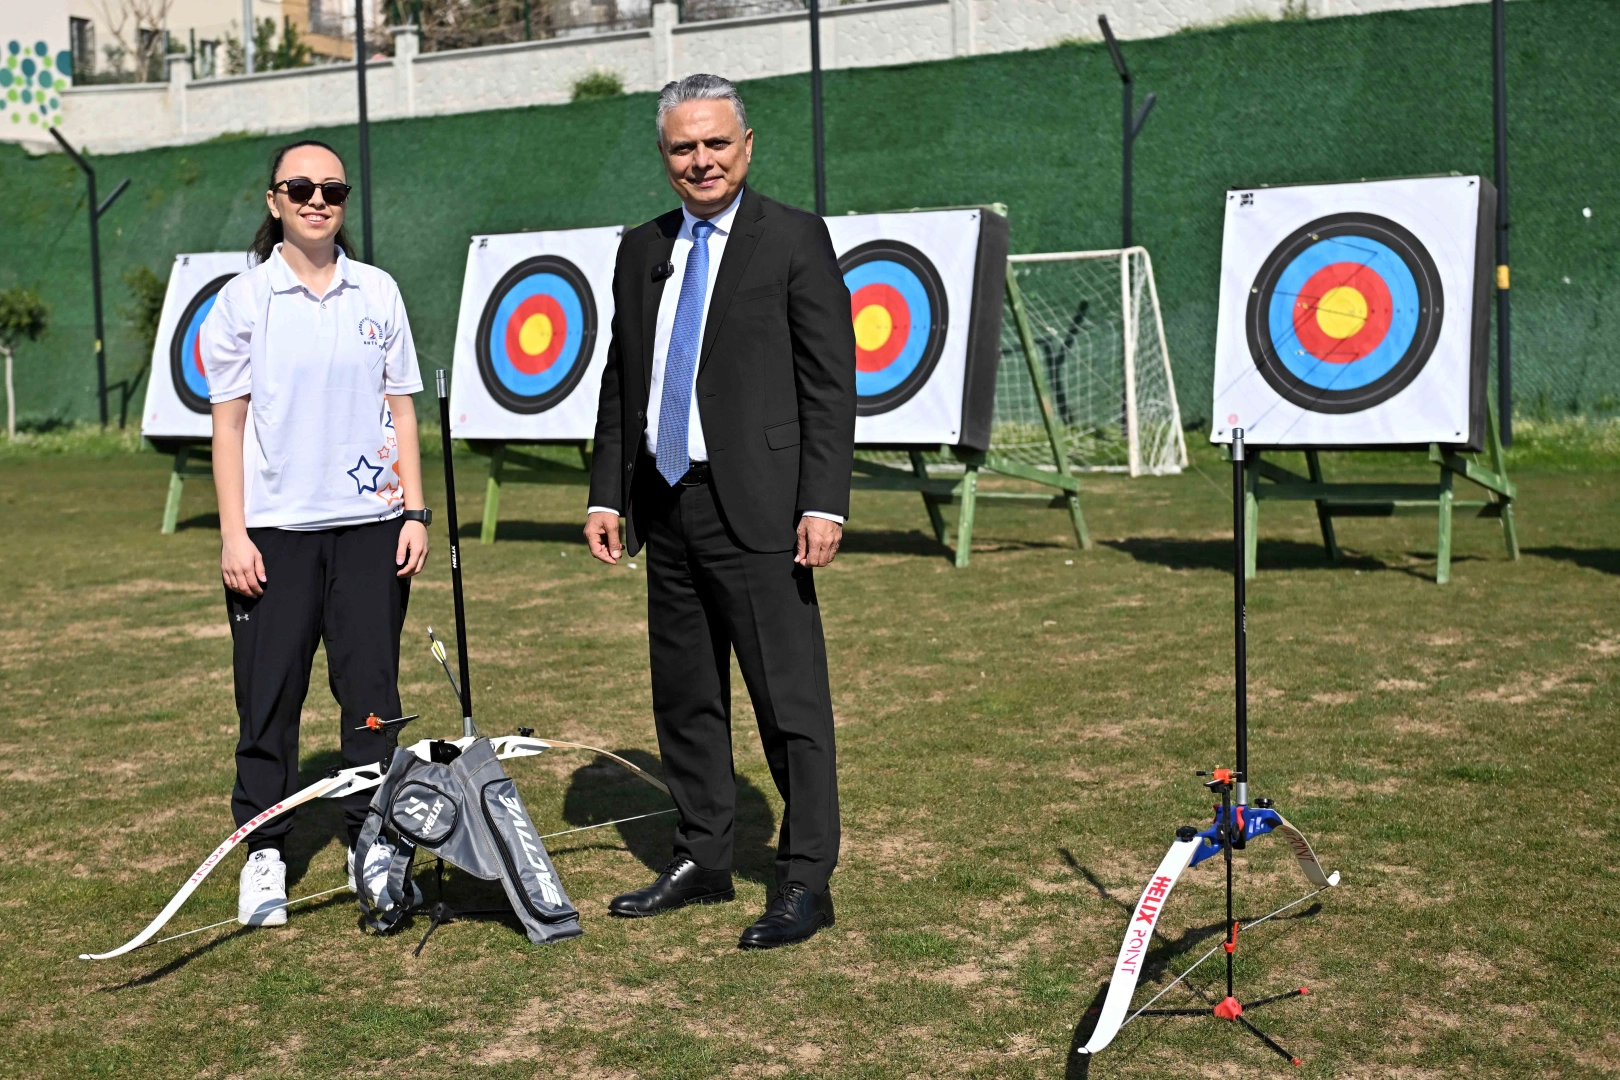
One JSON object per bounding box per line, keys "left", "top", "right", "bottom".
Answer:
{"left": 655, "top": 220, "right": 715, "bottom": 487}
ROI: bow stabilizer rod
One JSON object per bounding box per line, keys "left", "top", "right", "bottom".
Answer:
{"left": 436, "top": 369, "right": 477, "bottom": 739}
{"left": 1232, "top": 427, "right": 1249, "bottom": 815}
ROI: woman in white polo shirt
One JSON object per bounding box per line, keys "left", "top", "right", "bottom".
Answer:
{"left": 200, "top": 139, "right": 430, "bottom": 927}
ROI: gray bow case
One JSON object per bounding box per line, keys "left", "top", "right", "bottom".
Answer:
{"left": 355, "top": 737, "right": 583, "bottom": 944}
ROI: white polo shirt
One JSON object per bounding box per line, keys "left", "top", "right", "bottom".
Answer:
{"left": 199, "top": 244, "right": 423, "bottom": 530}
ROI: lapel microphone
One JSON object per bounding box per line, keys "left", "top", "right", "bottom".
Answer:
{"left": 651, "top": 261, "right": 675, "bottom": 282}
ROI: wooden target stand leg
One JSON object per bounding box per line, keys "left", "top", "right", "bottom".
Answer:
{"left": 1244, "top": 402, "right": 1518, "bottom": 584}
{"left": 159, "top": 441, "right": 213, "bottom": 535}
{"left": 471, "top": 439, "right": 592, "bottom": 545}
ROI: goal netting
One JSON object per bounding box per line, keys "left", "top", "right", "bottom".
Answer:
{"left": 996, "top": 247, "right": 1187, "bottom": 476}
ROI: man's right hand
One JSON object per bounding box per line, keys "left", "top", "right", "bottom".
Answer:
{"left": 222, "top": 532, "right": 267, "bottom": 597}
{"left": 584, "top": 511, "right": 624, "bottom": 565}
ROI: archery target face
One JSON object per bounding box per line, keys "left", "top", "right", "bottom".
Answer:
{"left": 1212, "top": 176, "right": 1488, "bottom": 447}
{"left": 171, "top": 274, "right": 235, "bottom": 413}
{"left": 141, "top": 252, "right": 254, "bottom": 440}
{"left": 475, "top": 255, "right": 597, "bottom": 414}
{"left": 451, "top": 227, "right": 622, "bottom": 440}
{"left": 1247, "top": 214, "right": 1442, "bottom": 413}
{"left": 825, "top": 210, "right": 984, "bottom": 445}
{"left": 840, "top": 240, "right": 949, "bottom": 416}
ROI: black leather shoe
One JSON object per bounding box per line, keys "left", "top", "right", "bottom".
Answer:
{"left": 608, "top": 857, "right": 734, "bottom": 918}
{"left": 737, "top": 883, "right": 834, "bottom": 949}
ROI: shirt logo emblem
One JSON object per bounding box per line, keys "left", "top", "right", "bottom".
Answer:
{"left": 346, "top": 455, "right": 385, "bottom": 494}
{"left": 357, "top": 317, "right": 383, "bottom": 345}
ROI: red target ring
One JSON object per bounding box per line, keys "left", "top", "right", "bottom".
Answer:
{"left": 1290, "top": 261, "right": 1394, "bottom": 365}
{"left": 503, "top": 293, "right": 568, "bottom": 375}
{"left": 850, "top": 282, "right": 911, "bottom": 372}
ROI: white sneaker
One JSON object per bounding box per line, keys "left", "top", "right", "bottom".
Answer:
{"left": 238, "top": 849, "right": 289, "bottom": 926}
{"left": 347, "top": 839, "right": 423, "bottom": 912}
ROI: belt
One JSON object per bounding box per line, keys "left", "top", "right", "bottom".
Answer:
{"left": 639, "top": 452, "right": 710, "bottom": 487}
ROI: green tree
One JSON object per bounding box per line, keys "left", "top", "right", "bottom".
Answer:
{"left": 225, "top": 17, "right": 313, "bottom": 75}
{"left": 268, "top": 17, "right": 314, "bottom": 70}
{"left": 121, "top": 266, "right": 168, "bottom": 363}
{"left": 0, "top": 287, "right": 50, "bottom": 440}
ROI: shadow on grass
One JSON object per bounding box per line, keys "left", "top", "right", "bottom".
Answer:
{"left": 839, "top": 528, "right": 950, "bottom": 560}
{"left": 458, "top": 520, "right": 586, "bottom": 544}
{"left": 172, "top": 512, "right": 221, "bottom": 532}
{"left": 558, "top": 749, "right": 778, "bottom": 887}
{"left": 841, "top": 527, "right": 1072, "bottom": 562}
{"left": 1524, "top": 546, "right": 1620, "bottom": 575}
{"left": 1102, "top": 537, "right": 1386, "bottom": 573}
{"left": 99, "top": 892, "right": 356, "bottom": 990}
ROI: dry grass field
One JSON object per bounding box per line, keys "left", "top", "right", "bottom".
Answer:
{"left": 0, "top": 425, "right": 1615, "bottom": 1078}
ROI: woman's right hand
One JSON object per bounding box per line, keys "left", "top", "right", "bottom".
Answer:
{"left": 222, "top": 532, "right": 267, "bottom": 597}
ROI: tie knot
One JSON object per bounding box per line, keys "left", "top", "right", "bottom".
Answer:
{"left": 692, "top": 220, "right": 716, "bottom": 241}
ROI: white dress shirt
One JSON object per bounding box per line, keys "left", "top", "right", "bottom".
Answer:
{"left": 200, "top": 244, "right": 422, "bottom": 530}
{"left": 590, "top": 189, "right": 842, "bottom": 524}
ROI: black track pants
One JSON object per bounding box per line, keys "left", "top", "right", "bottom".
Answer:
{"left": 640, "top": 471, "right": 840, "bottom": 893}
{"left": 225, "top": 518, "right": 409, "bottom": 852}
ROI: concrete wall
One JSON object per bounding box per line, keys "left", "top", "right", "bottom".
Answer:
{"left": 34, "top": 0, "right": 1491, "bottom": 155}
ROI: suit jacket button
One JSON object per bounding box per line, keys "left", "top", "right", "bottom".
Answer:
{"left": 626, "top": 463, "right": 634, "bottom": 472}
{"left": 636, "top": 409, "right": 645, "bottom": 420}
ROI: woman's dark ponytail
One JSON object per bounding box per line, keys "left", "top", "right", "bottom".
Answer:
{"left": 250, "top": 139, "right": 358, "bottom": 266}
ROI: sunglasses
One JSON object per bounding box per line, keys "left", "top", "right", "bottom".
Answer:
{"left": 271, "top": 178, "right": 352, "bottom": 206}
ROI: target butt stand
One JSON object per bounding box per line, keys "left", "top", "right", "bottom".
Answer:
{"left": 1076, "top": 428, "right": 1340, "bottom": 1067}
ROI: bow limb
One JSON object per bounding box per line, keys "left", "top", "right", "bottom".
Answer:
{"left": 1262, "top": 809, "right": 1340, "bottom": 890}
{"left": 488, "top": 735, "right": 670, "bottom": 796}
{"left": 537, "top": 740, "right": 671, "bottom": 796}
{"left": 1076, "top": 837, "right": 1200, "bottom": 1058}
{"left": 79, "top": 766, "right": 379, "bottom": 961}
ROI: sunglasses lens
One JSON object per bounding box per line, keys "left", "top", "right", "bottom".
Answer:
{"left": 322, "top": 183, "right": 350, "bottom": 206}
{"left": 283, "top": 179, "right": 317, "bottom": 203}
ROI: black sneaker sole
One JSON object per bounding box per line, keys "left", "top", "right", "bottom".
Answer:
{"left": 608, "top": 888, "right": 736, "bottom": 919}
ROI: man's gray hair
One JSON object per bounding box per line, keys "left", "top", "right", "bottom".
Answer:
{"left": 656, "top": 74, "right": 748, "bottom": 141}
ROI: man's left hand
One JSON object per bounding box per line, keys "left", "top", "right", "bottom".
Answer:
{"left": 795, "top": 516, "right": 843, "bottom": 567}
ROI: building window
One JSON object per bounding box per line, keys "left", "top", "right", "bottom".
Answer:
{"left": 309, "top": 0, "right": 349, "bottom": 40}
{"left": 70, "top": 17, "right": 95, "bottom": 79}
{"left": 196, "top": 39, "right": 218, "bottom": 78}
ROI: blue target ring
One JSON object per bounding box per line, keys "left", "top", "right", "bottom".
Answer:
{"left": 839, "top": 240, "right": 948, "bottom": 416}
{"left": 169, "top": 273, "right": 236, "bottom": 414}
{"left": 1266, "top": 237, "right": 1418, "bottom": 392}
{"left": 1246, "top": 214, "right": 1443, "bottom": 414}
{"left": 475, "top": 255, "right": 597, "bottom": 414}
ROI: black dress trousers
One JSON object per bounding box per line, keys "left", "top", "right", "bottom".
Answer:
{"left": 639, "top": 464, "right": 840, "bottom": 893}
{"left": 225, "top": 517, "right": 409, "bottom": 851}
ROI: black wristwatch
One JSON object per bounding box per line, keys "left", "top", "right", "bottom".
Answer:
{"left": 402, "top": 508, "right": 433, "bottom": 526}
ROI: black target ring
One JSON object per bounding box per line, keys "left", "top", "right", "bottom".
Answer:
{"left": 1245, "top": 213, "right": 1444, "bottom": 414}
{"left": 474, "top": 255, "right": 598, "bottom": 415}
{"left": 169, "top": 273, "right": 236, "bottom": 414}
{"left": 839, "top": 240, "right": 949, "bottom": 417}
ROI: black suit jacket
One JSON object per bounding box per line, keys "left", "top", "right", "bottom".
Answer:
{"left": 589, "top": 186, "right": 857, "bottom": 555}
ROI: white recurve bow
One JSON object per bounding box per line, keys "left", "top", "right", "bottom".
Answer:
{"left": 81, "top": 733, "right": 669, "bottom": 961}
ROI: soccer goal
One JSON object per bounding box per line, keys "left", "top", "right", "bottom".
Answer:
{"left": 849, "top": 242, "right": 1186, "bottom": 567}
{"left": 997, "top": 247, "right": 1187, "bottom": 476}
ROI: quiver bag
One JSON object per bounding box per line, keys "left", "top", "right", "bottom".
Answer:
{"left": 354, "top": 737, "right": 583, "bottom": 944}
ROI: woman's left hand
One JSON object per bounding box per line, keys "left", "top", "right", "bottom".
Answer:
{"left": 397, "top": 519, "right": 429, "bottom": 577}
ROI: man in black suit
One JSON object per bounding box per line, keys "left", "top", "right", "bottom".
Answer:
{"left": 584, "top": 74, "right": 856, "bottom": 949}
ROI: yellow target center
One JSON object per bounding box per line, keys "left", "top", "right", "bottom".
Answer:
{"left": 853, "top": 304, "right": 893, "bottom": 352}
{"left": 1315, "top": 286, "right": 1369, "bottom": 339}
{"left": 519, "top": 313, "right": 554, "bottom": 356}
